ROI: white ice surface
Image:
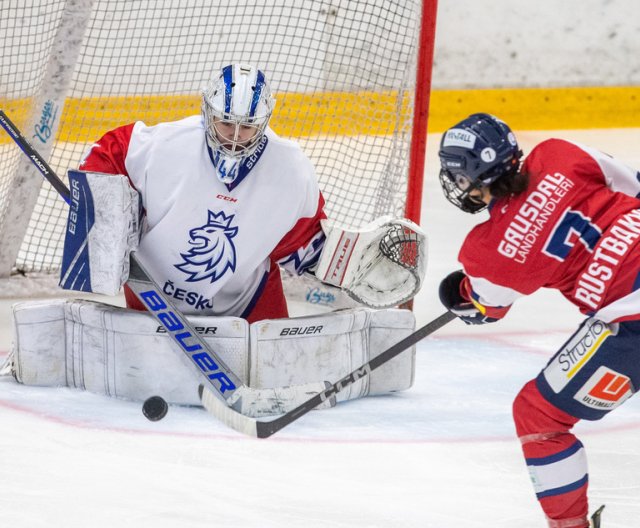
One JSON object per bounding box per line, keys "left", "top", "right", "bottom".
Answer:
{"left": 1, "top": 129, "right": 640, "bottom": 527}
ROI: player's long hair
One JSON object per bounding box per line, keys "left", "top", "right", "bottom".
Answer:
{"left": 489, "top": 169, "right": 529, "bottom": 199}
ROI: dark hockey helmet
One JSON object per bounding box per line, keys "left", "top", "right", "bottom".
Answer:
{"left": 438, "top": 113, "right": 522, "bottom": 213}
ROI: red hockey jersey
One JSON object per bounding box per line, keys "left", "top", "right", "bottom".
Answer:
{"left": 460, "top": 139, "right": 640, "bottom": 323}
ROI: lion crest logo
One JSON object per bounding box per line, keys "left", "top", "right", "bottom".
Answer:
{"left": 175, "top": 210, "right": 238, "bottom": 283}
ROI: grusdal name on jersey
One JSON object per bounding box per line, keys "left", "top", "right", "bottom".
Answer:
{"left": 543, "top": 318, "right": 611, "bottom": 393}
{"left": 498, "top": 172, "right": 574, "bottom": 263}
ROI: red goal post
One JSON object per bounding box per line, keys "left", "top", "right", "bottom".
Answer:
{"left": 0, "top": 0, "right": 438, "bottom": 290}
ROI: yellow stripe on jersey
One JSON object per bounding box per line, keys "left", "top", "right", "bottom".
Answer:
{"left": 567, "top": 328, "right": 612, "bottom": 378}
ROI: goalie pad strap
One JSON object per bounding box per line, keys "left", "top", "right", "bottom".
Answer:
{"left": 10, "top": 300, "right": 415, "bottom": 411}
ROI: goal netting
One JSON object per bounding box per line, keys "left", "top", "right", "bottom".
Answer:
{"left": 0, "top": 0, "right": 436, "bottom": 293}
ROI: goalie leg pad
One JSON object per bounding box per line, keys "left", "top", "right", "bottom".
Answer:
{"left": 11, "top": 299, "right": 248, "bottom": 405}
{"left": 248, "top": 307, "right": 416, "bottom": 402}
{"left": 11, "top": 299, "right": 68, "bottom": 386}
{"left": 11, "top": 302, "right": 414, "bottom": 409}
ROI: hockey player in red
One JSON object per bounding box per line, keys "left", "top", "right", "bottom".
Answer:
{"left": 437, "top": 113, "right": 640, "bottom": 527}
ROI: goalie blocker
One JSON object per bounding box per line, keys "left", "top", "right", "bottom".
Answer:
{"left": 6, "top": 299, "right": 417, "bottom": 416}
{"left": 59, "top": 170, "right": 141, "bottom": 296}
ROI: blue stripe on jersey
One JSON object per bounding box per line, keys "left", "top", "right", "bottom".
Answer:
{"left": 535, "top": 474, "right": 588, "bottom": 499}
{"left": 278, "top": 232, "right": 325, "bottom": 274}
{"left": 222, "top": 65, "right": 233, "bottom": 114}
{"left": 249, "top": 70, "right": 265, "bottom": 117}
{"left": 525, "top": 440, "right": 583, "bottom": 466}
{"left": 632, "top": 269, "right": 640, "bottom": 292}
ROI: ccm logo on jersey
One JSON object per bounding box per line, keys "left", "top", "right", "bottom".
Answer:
{"left": 280, "top": 325, "right": 324, "bottom": 336}
{"left": 574, "top": 366, "right": 633, "bottom": 410}
{"left": 139, "top": 289, "right": 236, "bottom": 393}
{"left": 216, "top": 194, "right": 237, "bottom": 203}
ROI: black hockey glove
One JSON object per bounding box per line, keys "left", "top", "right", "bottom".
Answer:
{"left": 438, "top": 270, "right": 498, "bottom": 325}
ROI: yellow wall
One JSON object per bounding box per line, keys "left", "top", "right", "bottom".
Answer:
{"left": 1, "top": 86, "right": 639, "bottom": 144}
{"left": 428, "top": 86, "right": 640, "bottom": 131}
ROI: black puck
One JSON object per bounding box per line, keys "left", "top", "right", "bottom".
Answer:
{"left": 142, "top": 396, "right": 168, "bottom": 421}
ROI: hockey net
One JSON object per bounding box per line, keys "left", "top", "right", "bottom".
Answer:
{"left": 0, "top": 0, "right": 436, "bottom": 296}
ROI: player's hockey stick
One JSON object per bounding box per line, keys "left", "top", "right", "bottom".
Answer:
{"left": 0, "top": 108, "right": 315, "bottom": 416}
{"left": 200, "top": 310, "right": 456, "bottom": 438}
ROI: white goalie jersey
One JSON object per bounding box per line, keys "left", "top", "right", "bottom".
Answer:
{"left": 73, "top": 115, "right": 426, "bottom": 319}
{"left": 79, "top": 115, "right": 326, "bottom": 321}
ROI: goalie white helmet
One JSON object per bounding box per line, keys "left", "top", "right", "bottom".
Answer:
{"left": 202, "top": 64, "right": 275, "bottom": 184}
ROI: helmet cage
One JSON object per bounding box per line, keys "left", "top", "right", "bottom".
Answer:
{"left": 203, "top": 109, "right": 269, "bottom": 161}
{"left": 202, "top": 64, "right": 275, "bottom": 182}
{"left": 439, "top": 168, "right": 489, "bottom": 214}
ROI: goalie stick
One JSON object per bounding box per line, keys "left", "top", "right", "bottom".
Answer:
{"left": 0, "top": 108, "right": 311, "bottom": 417}
{"left": 200, "top": 310, "right": 456, "bottom": 438}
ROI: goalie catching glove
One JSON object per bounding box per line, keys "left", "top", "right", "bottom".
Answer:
{"left": 314, "top": 215, "right": 426, "bottom": 308}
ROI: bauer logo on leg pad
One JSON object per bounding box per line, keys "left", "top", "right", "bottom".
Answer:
{"left": 279, "top": 325, "right": 323, "bottom": 337}
{"left": 156, "top": 325, "right": 218, "bottom": 335}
